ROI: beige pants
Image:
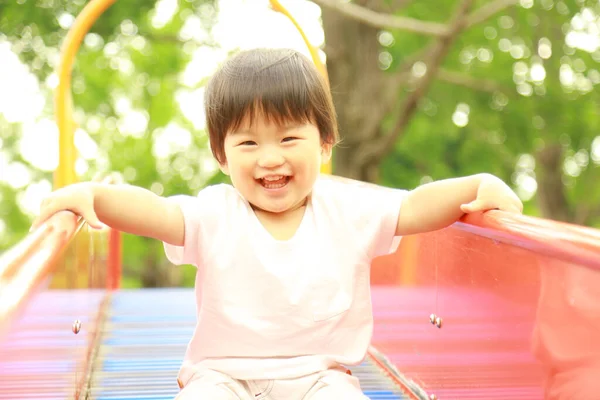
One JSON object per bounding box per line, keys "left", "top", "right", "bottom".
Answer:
{"left": 175, "top": 367, "right": 369, "bottom": 400}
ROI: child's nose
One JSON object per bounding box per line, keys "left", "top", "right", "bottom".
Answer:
{"left": 257, "top": 150, "right": 285, "bottom": 169}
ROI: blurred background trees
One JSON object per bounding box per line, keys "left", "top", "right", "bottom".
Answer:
{"left": 1, "top": 0, "right": 599, "bottom": 287}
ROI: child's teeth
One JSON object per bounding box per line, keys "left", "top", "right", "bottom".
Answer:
{"left": 261, "top": 176, "right": 288, "bottom": 188}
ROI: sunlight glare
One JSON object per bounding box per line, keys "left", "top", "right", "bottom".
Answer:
{"left": 74, "top": 128, "right": 100, "bottom": 160}
{"left": 152, "top": 123, "right": 193, "bottom": 159}
{"left": 592, "top": 136, "right": 600, "bottom": 164}
{"left": 177, "top": 88, "right": 207, "bottom": 130}
{"left": 151, "top": 0, "right": 179, "bottom": 29}
{"left": 18, "top": 120, "right": 59, "bottom": 172}
{"left": 18, "top": 179, "right": 53, "bottom": 217}
{"left": 4, "top": 162, "right": 31, "bottom": 189}
{"left": 0, "top": 43, "right": 45, "bottom": 123}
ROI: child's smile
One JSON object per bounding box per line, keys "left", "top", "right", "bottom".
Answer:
{"left": 257, "top": 174, "right": 292, "bottom": 191}
{"left": 221, "top": 114, "right": 330, "bottom": 215}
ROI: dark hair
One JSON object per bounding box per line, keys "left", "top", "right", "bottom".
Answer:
{"left": 204, "top": 48, "right": 338, "bottom": 164}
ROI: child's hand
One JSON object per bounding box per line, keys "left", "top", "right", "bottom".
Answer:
{"left": 31, "top": 183, "right": 103, "bottom": 231}
{"left": 460, "top": 175, "right": 523, "bottom": 214}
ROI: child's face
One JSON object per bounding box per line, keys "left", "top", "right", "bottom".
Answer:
{"left": 221, "top": 112, "right": 330, "bottom": 214}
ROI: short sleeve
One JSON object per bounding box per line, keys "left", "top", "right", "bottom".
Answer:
{"left": 318, "top": 176, "right": 406, "bottom": 260}
{"left": 353, "top": 182, "right": 406, "bottom": 259}
{"left": 162, "top": 185, "right": 224, "bottom": 267}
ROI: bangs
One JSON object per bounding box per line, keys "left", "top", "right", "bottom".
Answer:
{"left": 205, "top": 48, "right": 338, "bottom": 164}
{"left": 211, "top": 52, "right": 315, "bottom": 134}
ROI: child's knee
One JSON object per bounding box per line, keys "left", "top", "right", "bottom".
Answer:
{"left": 304, "top": 384, "right": 368, "bottom": 400}
{"left": 175, "top": 369, "right": 248, "bottom": 400}
{"left": 176, "top": 380, "right": 247, "bottom": 400}
{"left": 303, "top": 370, "right": 368, "bottom": 400}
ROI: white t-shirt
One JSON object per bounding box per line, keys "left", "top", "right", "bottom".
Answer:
{"left": 163, "top": 175, "right": 406, "bottom": 384}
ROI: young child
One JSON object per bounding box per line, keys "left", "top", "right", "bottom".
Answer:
{"left": 32, "top": 48, "right": 523, "bottom": 399}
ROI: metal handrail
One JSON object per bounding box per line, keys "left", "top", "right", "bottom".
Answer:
{"left": 458, "top": 210, "right": 600, "bottom": 270}
{"left": 0, "top": 175, "right": 120, "bottom": 340}
{"left": 0, "top": 211, "right": 84, "bottom": 339}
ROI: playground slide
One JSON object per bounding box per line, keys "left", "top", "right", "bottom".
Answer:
{"left": 370, "top": 212, "right": 600, "bottom": 399}
{"left": 1, "top": 200, "right": 599, "bottom": 399}
{"left": 2, "top": 0, "right": 599, "bottom": 397}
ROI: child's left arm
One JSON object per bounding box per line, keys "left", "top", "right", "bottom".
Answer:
{"left": 395, "top": 173, "right": 523, "bottom": 236}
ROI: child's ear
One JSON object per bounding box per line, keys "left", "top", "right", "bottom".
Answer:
{"left": 219, "top": 161, "right": 230, "bottom": 176}
{"left": 321, "top": 143, "right": 332, "bottom": 164}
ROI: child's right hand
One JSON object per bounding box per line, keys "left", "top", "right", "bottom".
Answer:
{"left": 31, "top": 183, "right": 104, "bottom": 231}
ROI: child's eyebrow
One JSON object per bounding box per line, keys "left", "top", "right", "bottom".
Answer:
{"left": 230, "top": 130, "right": 253, "bottom": 135}
{"left": 280, "top": 122, "right": 306, "bottom": 131}
{"left": 228, "top": 127, "right": 259, "bottom": 136}
{"left": 231, "top": 122, "right": 305, "bottom": 136}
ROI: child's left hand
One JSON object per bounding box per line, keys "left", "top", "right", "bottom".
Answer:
{"left": 460, "top": 175, "right": 523, "bottom": 214}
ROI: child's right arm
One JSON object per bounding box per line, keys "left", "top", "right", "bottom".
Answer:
{"left": 31, "top": 182, "right": 185, "bottom": 246}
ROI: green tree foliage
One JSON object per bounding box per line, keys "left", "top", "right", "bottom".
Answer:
{"left": 0, "top": 0, "right": 224, "bottom": 287}
{"left": 395, "top": 0, "right": 600, "bottom": 225}
{"left": 2, "top": 0, "right": 599, "bottom": 289}
{"left": 318, "top": 0, "right": 600, "bottom": 225}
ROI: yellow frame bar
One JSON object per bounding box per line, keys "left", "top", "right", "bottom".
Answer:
{"left": 54, "top": 0, "right": 118, "bottom": 189}
{"left": 56, "top": 0, "right": 331, "bottom": 189}
{"left": 269, "top": 0, "right": 332, "bottom": 174}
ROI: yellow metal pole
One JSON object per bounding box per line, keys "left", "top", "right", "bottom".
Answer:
{"left": 54, "top": 0, "right": 118, "bottom": 189}
{"left": 52, "top": 0, "right": 118, "bottom": 289}
{"left": 269, "top": 0, "right": 332, "bottom": 175}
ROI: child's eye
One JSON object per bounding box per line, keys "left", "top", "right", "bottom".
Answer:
{"left": 239, "top": 141, "right": 257, "bottom": 146}
{"left": 282, "top": 137, "right": 297, "bottom": 143}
